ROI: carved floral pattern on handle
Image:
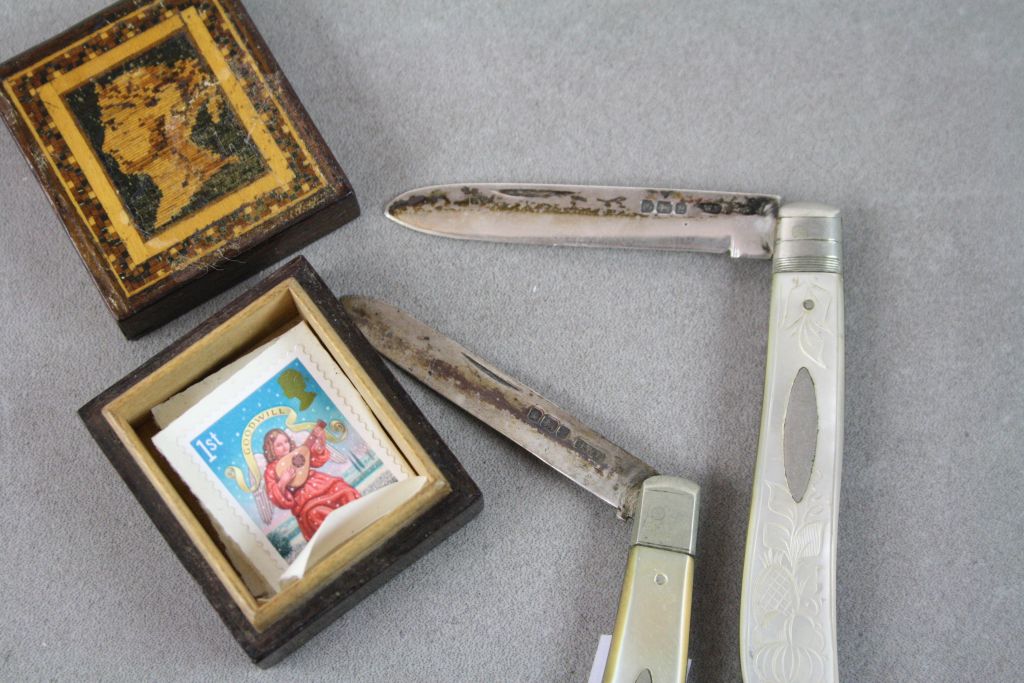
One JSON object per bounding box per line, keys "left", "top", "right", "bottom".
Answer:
{"left": 750, "top": 472, "right": 831, "bottom": 683}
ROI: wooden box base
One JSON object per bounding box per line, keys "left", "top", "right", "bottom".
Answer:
{"left": 80, "top": 257, "right": 482, "bottom": 666}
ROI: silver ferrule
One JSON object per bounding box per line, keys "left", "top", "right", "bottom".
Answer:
{"left": 773, "top": 202, "right": 842, "bottom": 274}
{"left": 630, "top": 476, "right": 700, "bottom": 556}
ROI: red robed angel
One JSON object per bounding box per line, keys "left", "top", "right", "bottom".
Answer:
{"left": 263, "top": 421, "right": 360, "bottom": 540}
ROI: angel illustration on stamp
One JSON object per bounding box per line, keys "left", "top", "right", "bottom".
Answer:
{"left": 207, "top": 358, "right": 398, "bottom": 563}
{"left": 152, "top": 323, "right": 411, "bottom": 593}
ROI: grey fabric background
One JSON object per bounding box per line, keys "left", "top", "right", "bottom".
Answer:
{"left": 1, "top": 1, "right": 1021, "bottom": 681}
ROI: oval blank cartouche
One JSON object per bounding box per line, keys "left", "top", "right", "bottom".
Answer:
{"left": 783, "top": 367, "right": 818, "bottom": 502}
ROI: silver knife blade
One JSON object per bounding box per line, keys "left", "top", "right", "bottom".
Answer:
{"left": 386, "top": 183, "right": 780, "bottom": 258}
{"left": 341, "top": 295, "right": 658, "bottom": 519}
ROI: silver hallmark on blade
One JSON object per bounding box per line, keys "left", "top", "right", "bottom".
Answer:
{"left": 341, "top": 295, "right": 658, "bottom": 519}
{"left": 386, "top": 183, "right": 780, "bottom": 258}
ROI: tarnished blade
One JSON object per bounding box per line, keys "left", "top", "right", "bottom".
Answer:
{"left": 386, "top": 183, "right": 780, "bottom": 259}
{"left": 342, "top": 296, "right": 658, "bottom": 519}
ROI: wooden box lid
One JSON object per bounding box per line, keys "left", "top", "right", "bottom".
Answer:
{"left": 79, "top": 257, "right": 483, "bottom": 666}
{"left": 0, "top": 0, "right": 358, "bottom": 337}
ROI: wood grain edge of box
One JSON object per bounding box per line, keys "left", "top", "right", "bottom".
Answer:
{"left": 79, "top": 257, "right": 484, "bottom": 665}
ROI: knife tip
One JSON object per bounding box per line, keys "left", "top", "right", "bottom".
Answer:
{"left": 383, "top": 196, "right": 427, "bottom": 233}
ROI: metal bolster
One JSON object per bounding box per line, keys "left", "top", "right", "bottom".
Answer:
{"left": 630, "top": 476, "right": 700, "bottom": 556}
{"left": 774, "top": 203, "right": 842, "bottom": 274}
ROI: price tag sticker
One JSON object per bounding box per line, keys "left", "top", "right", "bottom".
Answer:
{"left": 587, "top": 635, "right": 612, "bottom": 683}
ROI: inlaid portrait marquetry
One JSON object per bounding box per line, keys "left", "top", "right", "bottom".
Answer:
{"left": 0, "top": 0, "right": 355, "bottom": 335}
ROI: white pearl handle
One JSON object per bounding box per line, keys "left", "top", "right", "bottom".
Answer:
{"left": 740, "top": 269, "right": 845, "bottom": 683}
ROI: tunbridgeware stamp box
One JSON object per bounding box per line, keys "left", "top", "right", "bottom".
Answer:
{"left": 79, "top": 257, "right": 482, "bottom": 666}
{"left": 0, "top": 0, "right": 358, "bottom": 337}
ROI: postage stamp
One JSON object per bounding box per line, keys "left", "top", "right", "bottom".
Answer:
{"left": 152, "top": 322, "right": 410, "bottom": 594}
